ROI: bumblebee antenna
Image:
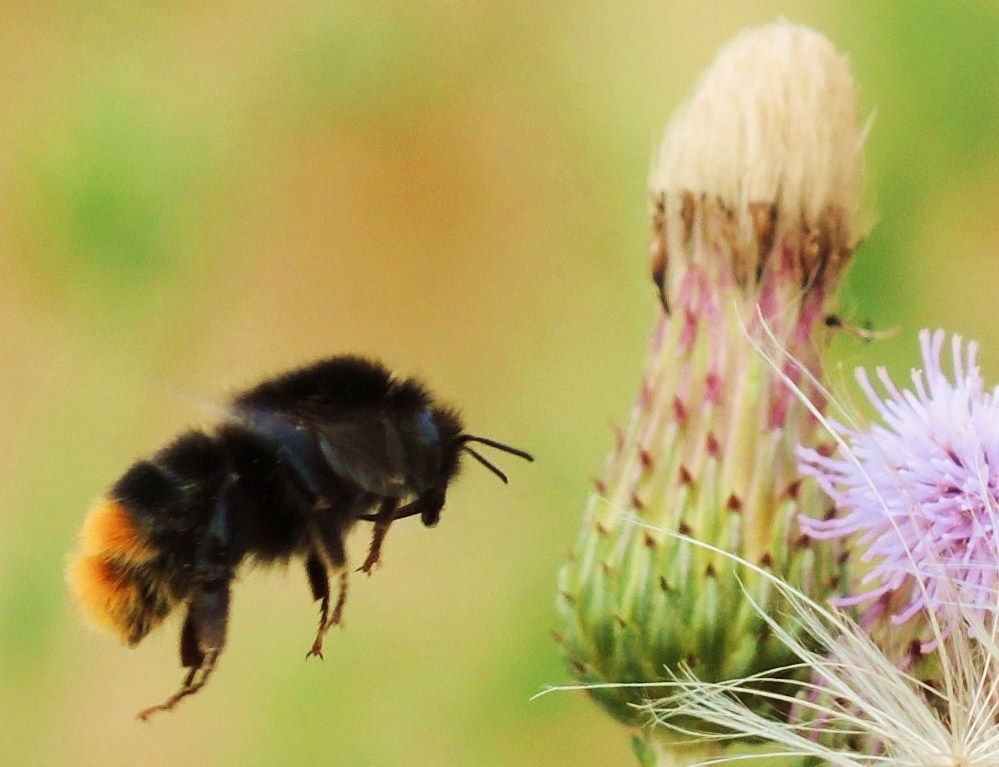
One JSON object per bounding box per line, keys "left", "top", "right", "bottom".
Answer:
{"left": 460, "top": 435, "right": 534, "bottom": 461}
{"left": 459, "top": 435, "right": 534, "bottom": 484}
{"left": 463, "top": 447, "right": 509, "bottom": 483}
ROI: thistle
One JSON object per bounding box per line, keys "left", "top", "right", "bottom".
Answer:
{"left": 643, "top": 332, "right": 999, "bottom": 764}
{"left": 643, "top": 543, "right": 999, "bottom": 767}
{"left": 555, "top": 21, "right": 866, "bottom": 761}
{"left": 799, "top": 329, "right": 999, "bottom": 652}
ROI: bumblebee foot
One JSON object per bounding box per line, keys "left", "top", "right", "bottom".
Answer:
{"left": 306, "top": 642, "right": 324, "bottom": 661}
{"left": 307, "top": 570, "right": 348, "bottom": 658}
{"left": 137, "top": 651, "right": 219, "bottom": 721}
{"left": 308, "top": 592, "right": 330, "bottom": 659}
{"left": 359, "top": 519, "right": 392, "bottom": 574}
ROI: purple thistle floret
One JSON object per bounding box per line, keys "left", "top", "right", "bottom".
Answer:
{"left": 798, "top": 329, "right": 999, "bottom": 632}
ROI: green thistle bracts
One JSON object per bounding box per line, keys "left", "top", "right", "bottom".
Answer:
{"left": 555, "top": 21, "right": 867, "bottom": 742}
{"left": 557, "top": 285, "right": 846, "bottom": 729}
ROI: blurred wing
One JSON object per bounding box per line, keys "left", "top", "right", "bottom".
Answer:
{"left": 232, "top": 405, "right": 412, "bottom": 498}
{"left": 314, "top": 414, "right": 412, "bottom": 497}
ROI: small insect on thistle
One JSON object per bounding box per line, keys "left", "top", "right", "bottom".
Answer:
{"left": 67, "top": 356, "right": 532, "bottom": 719}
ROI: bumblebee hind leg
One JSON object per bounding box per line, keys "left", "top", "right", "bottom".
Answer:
{"left": 137, "top": 652, "right": 220, "bottom": 722}
{"left": 137, "top": 583, "right": 230, "bottom": 721}
{"left": 137, "top": 477, "right": 238, "bottom": 720}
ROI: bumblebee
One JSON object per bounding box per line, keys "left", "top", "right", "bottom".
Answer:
{"left": 67, "top": 356, "right": 532, "bottom": 719}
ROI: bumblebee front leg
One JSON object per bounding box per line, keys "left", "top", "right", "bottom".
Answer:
{"left": 357, "top": 491, "right": 445, "bottom": 574}
{"left": 369, "top": 489, "right": 446, "bottom": 527}
{"left": 358, "top": 498, "right": 399, "bottom": 574}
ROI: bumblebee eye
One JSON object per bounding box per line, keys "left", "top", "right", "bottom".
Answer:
{"left": 415, "top": 411, "right": 439, "bottom": 444}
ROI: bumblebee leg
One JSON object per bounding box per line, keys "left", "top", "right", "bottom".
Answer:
{"left": 179, "top": 603, "right": 204, "bottom": 669}
{"left": 329, "top": 569, "right": 348, "bottom": 627}
{"left": 305, "top": 552, "right": 331, "bottom": 659}
{"left": 138, "top": 649, "right": 221, "bottom": 721}
{"left": 137, "top": 478, "right": 237, "bottom": 720}
{"left": 137, "top": 583, "right": 230, "bottom": 720}
{"left": 358, "top": 498, "right": 399, "bottom": 574}
{"left": 306, "top": 516, "right": 351, "bottom": 657}
{"left": 309, "top": 562, "right": 348, "bottom": 656}
{"left": 362, "top": 489, "right": 446, "bottom": 527}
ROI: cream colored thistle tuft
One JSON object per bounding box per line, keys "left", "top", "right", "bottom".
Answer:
{"left": 652, "top": 20, "right": 866, "bottom": 241}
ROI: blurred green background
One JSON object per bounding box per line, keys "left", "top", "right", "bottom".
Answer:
{"left": 3, "top": 1, "right": 999, "bottom": 765}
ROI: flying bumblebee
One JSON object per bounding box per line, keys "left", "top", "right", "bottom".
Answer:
{"left": 67, "top": 355, "right": 532, "bottom": 719}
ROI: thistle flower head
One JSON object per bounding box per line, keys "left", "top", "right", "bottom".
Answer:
{"left": 555, "top": 331, "right": 999, "bottom": 765}
{"left": 799, "top": 329, "right": 999, "bottom": 638}
{"left": 556, "top": 20, "right": 868, "bottom": 755}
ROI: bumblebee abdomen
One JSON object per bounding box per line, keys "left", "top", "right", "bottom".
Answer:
{"left": 69, "top": 431, "right": 230, "bottom": 646}
{"left": 114, "top": 432, "right": 226, "bottom": 533}
{"left": 67, "top": 498, "right": 173, "bottom": 645}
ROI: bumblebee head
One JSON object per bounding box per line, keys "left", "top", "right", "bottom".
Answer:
{"left": 67, "top": 498, "right": 174, "bottom": 646}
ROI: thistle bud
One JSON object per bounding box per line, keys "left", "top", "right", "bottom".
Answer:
{"left": 556, "top": 20, "right": 866, "bottom": 756}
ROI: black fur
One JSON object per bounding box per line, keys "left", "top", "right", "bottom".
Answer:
{"left": 101, "top": 355, "right": 530, "bottom": 719}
